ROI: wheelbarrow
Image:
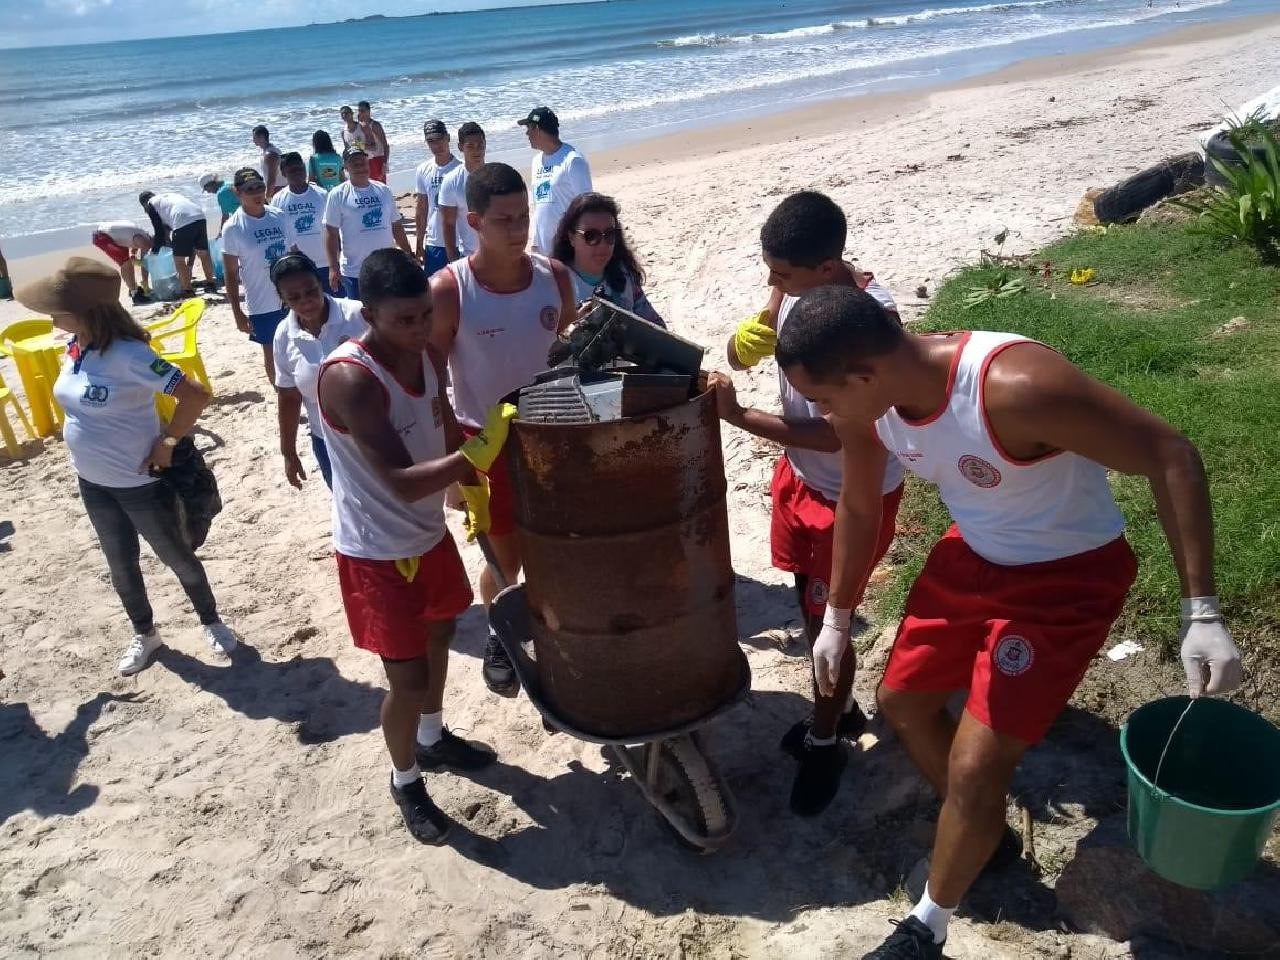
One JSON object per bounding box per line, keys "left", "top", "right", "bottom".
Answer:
{"left": 487, "top": 578, "right": 750, "bottom": 853}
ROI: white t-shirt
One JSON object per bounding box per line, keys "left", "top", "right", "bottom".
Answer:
{"left": 272, "top": 296, "right": 368, "bottom": 428}
{"left": 220, "top": 205, "right": 290, "bottom": 315}
{"left": 322, "top": 180, "right": 399, "bottom": 278}
{"left": 96, "top": 221, "right": 152, "bottom": 247}
{"left": 530, "top": 143, "right": 592, "bottom": 254}
{"left": 53, "top": 338, "right": 185, "bottom": 489}
{"left": 272, "top": 184, "right": 329, "bottom": 265}
{"left": 148, "top": 193, "right": 204, "bottom": 231}
{"left": 437, "top": 165, "right": 478, "bottom": 257}
{"left": 414, "top": 156, "right": 461, "bottom": 248}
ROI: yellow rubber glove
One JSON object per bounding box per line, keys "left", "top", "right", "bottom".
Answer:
{"left": 459, "top": 477, "right": 491, "bottom": 542}
{"left": 393, "top": 555, "right": 421, "bottom": 583}
{"left": 460, "top": 402, "right": 518, "bottom": 473}
{"left": 732, "top": 311, "right": 778, "bottom": 367}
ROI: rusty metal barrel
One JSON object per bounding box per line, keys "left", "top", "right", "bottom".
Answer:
{"left": 507, "top": 388, "right": 746, "bottom": 739}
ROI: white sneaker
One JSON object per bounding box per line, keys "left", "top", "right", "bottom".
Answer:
{"left": 119, "top": 629, "right": 162, "bottom": 676}
{"left": 204, "top": 621, "right": 239, "bottom": 657}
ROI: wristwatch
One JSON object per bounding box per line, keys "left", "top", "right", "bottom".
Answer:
{"left": 160, "top": 435, "right": 180, "bottom": 449}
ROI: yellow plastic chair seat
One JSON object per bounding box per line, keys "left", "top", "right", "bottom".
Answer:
{"left": 0, "top": 370, "right": 37, "bottom": 458}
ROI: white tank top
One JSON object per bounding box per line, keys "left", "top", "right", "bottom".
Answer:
{"left": 875, "top": 331, "right": 1125, "bottom": 565}
{"left": 319, "top": 339, "right": 448, "bottom": 560}
{"left": 777, "top": 291, "right": 906, "bottom": 501}
{"left": 447, "top": 254, "right": 562, "bottom": 427}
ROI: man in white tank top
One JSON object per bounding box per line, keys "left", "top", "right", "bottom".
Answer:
{"left": 317, "top": 249, "right": 517, "bottom": 846}
{"left": 430, "top": 162, "right": 576, "bottom": 698}
{"left": 716, "top": 191, "right": 905, "bottom": 818}
{"left": 775, "top": 286, "right": 1244, "bottom": 960}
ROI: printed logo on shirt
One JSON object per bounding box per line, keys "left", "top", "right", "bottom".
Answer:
{"left": 993, "top": 634, "right": 1035, "bottom": 677}
{"left": 534, "top": 180, "right": 552, "bottom": 202}
{"left": 539, "top": 305, "right": 559, "bottom": 331}
{"left": 294, "top": 214, "right": 316, "bottom": 234}
{"left": 81, "top": 384, "right": 109, "bottom": 405}
{"left": 431, "top": 397, "right": 442, "bottom": 428}
{"left": 957, "top": 454, "right": 1002, "bottom": 488}
{"left": 149, "top": 358, "right": 175, "bottom": 377}
{"left": 265, "top": 241, "right": 287, "bottom": 263}
{"left": 361, "top": 207, "right": 384, "bottom": 229}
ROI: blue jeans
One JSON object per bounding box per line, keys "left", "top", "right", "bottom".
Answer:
{"left": 79, "top": 476, "right": 220, "bottom": 633}
{"left": 342, "top": 275, "right": 360, "bottom": 301}
{"left": 310, "top": 433, "right": 333, "bottom": 490}
{"left": 423, "top": 245, "right": 449, "bottom": 278}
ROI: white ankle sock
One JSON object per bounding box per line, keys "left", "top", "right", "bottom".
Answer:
{"left": 908, "top": 884, "right": 954, "bottom": 944}
{"left": 391, "top": 763, "right": 421, "bottom": 788}
{"left": 417, "top": 711, "right": 443, "bottom": 748}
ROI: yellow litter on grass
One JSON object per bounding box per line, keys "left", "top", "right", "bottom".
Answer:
{"left": 1071, "top": 267, "right": 1096, "bottom": 285}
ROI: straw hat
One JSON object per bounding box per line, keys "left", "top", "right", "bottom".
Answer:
{"left": 16, "top": 257, "right": 121, "bottom": 315}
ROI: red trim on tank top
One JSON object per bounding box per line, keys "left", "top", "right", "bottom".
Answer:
{"left": 978, "top": 338, "right": 1065, "bottom": 466}
{"left": 467, "top": 254, "right": 537, "bottom": 295}
{"left": 317, "top": 356, "right": 390, "bottom": 434}
{"left": 899, "top": 331, "right": 972, "bottom": 426}
{"left": 349, "top": 337, "right": 427, "bottom": 398}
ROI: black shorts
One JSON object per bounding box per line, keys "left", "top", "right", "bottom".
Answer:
{"left": 170, "top": 220, "right": 209, "bottom": 257}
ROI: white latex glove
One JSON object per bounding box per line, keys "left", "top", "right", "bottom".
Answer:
{"left": 813, "top": 605, "right": 853, "bottom": 697}
{"left": 1179, "top": 596, "right": 1244, "bottom": 698}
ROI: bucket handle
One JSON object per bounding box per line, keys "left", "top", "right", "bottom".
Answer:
{"left": 1152, "top": 698, "right": 1198, "bottom": 793}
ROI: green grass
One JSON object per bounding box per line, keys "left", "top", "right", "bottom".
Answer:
{"left": 873, "top": 223, "right": 1280, "bottom": 658}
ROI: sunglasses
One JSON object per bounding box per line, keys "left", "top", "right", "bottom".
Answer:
{"left": 574, "top": 227, "right": 619, "bottom": 246}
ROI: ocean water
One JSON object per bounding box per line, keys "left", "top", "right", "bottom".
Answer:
{"left": 0, "top": 0, "right": 1266, "bottom": 256}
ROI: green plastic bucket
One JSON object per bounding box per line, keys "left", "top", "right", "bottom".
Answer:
{"left": 1120, "top": 696, "right": 1280, "bottom": 890}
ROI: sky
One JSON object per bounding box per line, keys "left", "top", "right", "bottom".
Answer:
{"left": 0, "top": 0, "right": 578, "bottom": 49}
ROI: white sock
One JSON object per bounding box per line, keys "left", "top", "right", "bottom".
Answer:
{"left": 391, "top": 762, "right": 421, "bottom": 788}
{"left": 417, "top": 711, "right": 443, "bottom": 748}
{"left": 908, "top": 884, "right": 954, "bottom": 944}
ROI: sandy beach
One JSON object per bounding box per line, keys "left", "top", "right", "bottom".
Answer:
{"left": 2, "top": 14, "right": 1279, "bottom": 958}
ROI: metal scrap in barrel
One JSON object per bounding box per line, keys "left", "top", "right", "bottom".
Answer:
{"left": 507, "top": 387, "right": 747, "bottom": 740}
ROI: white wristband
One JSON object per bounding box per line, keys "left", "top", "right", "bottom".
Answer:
{"left": 822, "top": 606, "right": 853, "bottom": 632}
{"left": 1181, "top": 595, "right": 1222, "bottom": 622}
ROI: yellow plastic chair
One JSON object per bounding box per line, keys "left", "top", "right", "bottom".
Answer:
{"left": 0, "top": 318, "right": 54, "bottom": 357}
{"left": 1, "top": 319, "right": 62, "bottom": 437}
{"left": 0, "top": 370, "right": 36, "bottom": 458}
{"left": 146, "top": 299, "right": 211, "bottom": 390}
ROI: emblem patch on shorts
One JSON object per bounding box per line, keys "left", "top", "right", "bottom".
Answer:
{"left": 808, "top": 578, "right": 830, "bottom": 607}
{"left": 539, "top": 305, "right": 559, "bottom": 331}
{"left": 958, "top": 454, "right": 1002, "bottom": 488}
{"left": 994, "top": 634, "right": 1034, "bottom": 677}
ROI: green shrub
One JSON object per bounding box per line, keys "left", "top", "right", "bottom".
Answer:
{"left": 1178, "top": 121, "right": 1280, "bottom": 263}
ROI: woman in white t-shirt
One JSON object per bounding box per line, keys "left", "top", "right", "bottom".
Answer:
{"left": 270, "top": 253, "right": 367, "bottom": 490}
{"left": 15, "top": 258, "right": 237, "bottom": 676}
{"left": 550, "top": 192, "right": 665, "bottom": 327}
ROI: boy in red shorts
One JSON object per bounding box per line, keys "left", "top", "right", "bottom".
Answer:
{"left": 775, "top": 286, "right": 1245, "bottom": 960}
{"left": 91, "top": 221, "right": 153, "bottom": 304}
{"left": 429, "top": 163, "right": 576, "bottom": 696}
{"left": 716, "top": 191, "right": 905, "bottom": 817}
{"left": 317, "top": 248, "right": 512, "bottom": 845}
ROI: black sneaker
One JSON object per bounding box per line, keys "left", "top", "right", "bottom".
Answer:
{"left": 482, "top": 631, "right": 519, "bottom": 697}
{"left": 983, "top": 824, "right": 1024, "bottom": 874}
{"left": 862, "top": 917, "right": 943, "bottom": 960}
{"left": 389, "top": 775, "right": 452, "bottom": 845}
{"left": 131, "top": 289, "right": 152, "bottom": 305}
{"left": 781, "top": 702, "right": 869, "bottom": 758}
{"left": 789, "top": 739, "right": 848, "bottom": 816}
{"left": 415, "top": 727, "right": 496, "bottom": 771}
{"left": 201, "top": 279, "right": 219, "bottom": 293}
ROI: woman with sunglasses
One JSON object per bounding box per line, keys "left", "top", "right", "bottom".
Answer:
{"left": 551, "top": 192, "right": 665, "bottom": 328}
{"left": 270, "top": 252, "right": 367, "bottom": 490}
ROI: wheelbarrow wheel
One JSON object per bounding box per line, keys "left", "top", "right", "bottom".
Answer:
{"left": 651, "top": 734, "right": 729, "bottom": 851}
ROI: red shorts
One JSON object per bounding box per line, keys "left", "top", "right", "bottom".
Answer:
{"left": 337, "top": 535, "right": 474, "bottom": 660}
{"left": 770, "top": 455, "right": 903, "bottom": 617}
{"left": 461, "top": 427, "right": 516, "bottom": 537}
{"left": 882, "top": 525, "right": 1137, "bottom": 744}
{"left": 368, "top": 156, "right": 387, "bottom": 182}
{"left": 91, "top": 231, "right": 130, "bottom": 266}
